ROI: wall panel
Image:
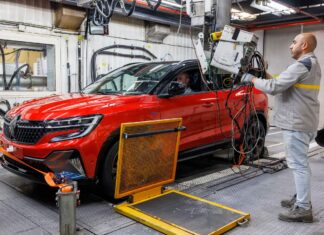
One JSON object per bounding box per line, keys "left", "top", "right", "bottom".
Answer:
{"left": 0, "top": 0, "right": 52, "bottom": 27}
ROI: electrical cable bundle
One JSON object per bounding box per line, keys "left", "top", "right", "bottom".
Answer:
{"left": 90, "top": 0, "right": 162, "bottom": 26}
{"left": 145, "top": 0, "right": 162, "bottom": 11}
{"left": 226, "top": 51, "right": 267, "bottom": 168}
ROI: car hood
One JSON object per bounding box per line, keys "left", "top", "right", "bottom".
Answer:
{"left": 6, "top": 93, "right": 143, "bottom": 120}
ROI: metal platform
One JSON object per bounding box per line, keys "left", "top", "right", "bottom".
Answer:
{"left": 0, "top": 127, "right": 324, "bottom": 234}
{"left": 116, "top": 190, "right": 249, "bottom": 235}
{"left": 114, "top": 119, "right": 249, "bottom": 235}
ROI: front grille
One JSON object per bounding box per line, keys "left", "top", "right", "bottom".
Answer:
{"left": 3, "top": 116, "right": 69, "bottom": 145}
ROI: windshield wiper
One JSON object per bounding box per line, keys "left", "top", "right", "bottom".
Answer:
{"left": 94, "top": 91, "right": 121, "bottom": 95}
{"left": 123, "top": 91, "right": 145, "bottom": 95}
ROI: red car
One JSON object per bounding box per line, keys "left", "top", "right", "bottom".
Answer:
{"left": 0, "top": 60, "right": 268, "bottom": 197}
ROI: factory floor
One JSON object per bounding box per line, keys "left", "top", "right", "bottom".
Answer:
{"left": 0, "top": 127, "right": 324, "bottom": 235}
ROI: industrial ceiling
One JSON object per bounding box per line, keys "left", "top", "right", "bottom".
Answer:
{"left": 51, "top": 0, "right": 324, "bottom": 30}
{"left": 232, "top": 0, "right": 324, "bottom": 30}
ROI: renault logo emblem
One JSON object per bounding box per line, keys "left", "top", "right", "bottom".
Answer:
{"left": 9, "top": 115, "right": 20, "bottom": 140}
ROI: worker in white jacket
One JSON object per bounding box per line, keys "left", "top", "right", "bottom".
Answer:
{"left": 243, "top": 33, "right": 321, "bottom": 223}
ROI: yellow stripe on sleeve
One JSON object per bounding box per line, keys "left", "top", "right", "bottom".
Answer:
{"left": 294, "top": 83, "right": 320, "bottom": 90}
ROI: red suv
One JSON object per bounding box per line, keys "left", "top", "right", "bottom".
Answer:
{"left": 0, "top": 60, "right": 268, "bottom": 197}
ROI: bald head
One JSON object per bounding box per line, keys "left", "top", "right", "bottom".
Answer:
{"left": 302, "top": 33, "right": 317, "bottom": 52}
{"left": 289, "top": 33, "right": 317, "bottom": 60}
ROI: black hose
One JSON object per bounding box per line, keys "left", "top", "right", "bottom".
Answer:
{"left": 85, "top": 9, "right": 90, "bottom": 40}
{"left": 6, "top": 63, "right": 30, "bottom": 90}
{"left": 145, "top": 0, "right": 162, "bottom": 11}
{"left": 119, "top": 0, "right": 137, "bottom": 16}
{"left": 66, "top": 39, "right": 71, "bottom": 93}
{"left": 78, "top": 40, "right": 82, "bottom": 92}
{"left": 90, "top": 44, "right": 157, "bottom": 82}
{"left": 247, "top": 51, "right": 266, "bottom": 79}
{"left": 0, "top": 43, "right": 7, "bottom": 90}
{"left": 0, "top": 46, "right": 45, "bottom": 90}
{"left": 99, "top": 51, "right": 153, "bottom": 61}
{"left": 92, "top": 0, "right": 118, "bottom": 26}
{"left": 0, "top": 99, "right": 11, "bottom": 117}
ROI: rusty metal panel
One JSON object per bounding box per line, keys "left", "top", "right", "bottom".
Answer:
{"left": 115, "top": 119, "right": 182, "bottom": 199}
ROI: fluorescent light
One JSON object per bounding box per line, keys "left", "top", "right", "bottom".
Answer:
{"left": 251, "top": 0, "right": 296, "bottom": 16}
{"left": 231, "top": 8, "right": 257, "bottom": 21}
{"left": 161, "top": 0, "right": 183, "bottom": 9}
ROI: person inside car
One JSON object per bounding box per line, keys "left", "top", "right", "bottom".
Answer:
{"left": 176, "top": 72, "right": 193, "bottom": 94}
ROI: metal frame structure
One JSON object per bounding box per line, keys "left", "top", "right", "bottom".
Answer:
{"left": 114, "top": 118, "right": 250, "bottom": 235}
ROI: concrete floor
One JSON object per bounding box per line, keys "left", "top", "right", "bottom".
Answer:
{"left": 0, "top": 127, "right": 323, "bottom": 235}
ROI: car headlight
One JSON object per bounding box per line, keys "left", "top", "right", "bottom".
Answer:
{"left": 48, "top": 115, "right": 103, "bottom": 142}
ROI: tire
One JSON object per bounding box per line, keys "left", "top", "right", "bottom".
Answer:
{"left": 236, "top": 116, "right": 266, "bottom": 163}
{"left": 101, "top": 141, "right": 119, "bottom": 199}
{"left": 0, "top": 109, "right": 5, "bottom": 117}
{"left": 0, "top": 109, "right": 5, "bottom": 132}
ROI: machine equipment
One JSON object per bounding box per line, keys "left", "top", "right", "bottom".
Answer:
{"left": 194, "top": 25, "right": 259, "bottom": 76}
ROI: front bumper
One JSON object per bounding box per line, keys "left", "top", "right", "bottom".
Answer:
{"left": 0, "top": 148, "right": 87, "bottom": 182}
{"left": 0, "top": 129, "right": 101, "bottom": 178}
{"left": 0, "top": 154, "right": 45, "bottom": 183}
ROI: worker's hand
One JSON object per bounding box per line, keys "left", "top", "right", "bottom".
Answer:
{"left": 240, "top": 73, "right": 255, "bottom": 84}
{"left": 265, "top": 71, "right": 273, "bottom": 80}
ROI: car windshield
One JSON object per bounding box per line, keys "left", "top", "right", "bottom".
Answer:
{"left": 82, "top": 62, "right": 176, "bottom": 95}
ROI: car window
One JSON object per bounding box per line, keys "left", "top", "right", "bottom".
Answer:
{"left": 206, "top": 67, "right": 234, "bottom": 90}
{"left": 160, "top": 69, "right": 208, "bottom": 95}
{"left": 82, "top": 62, "right": 177, "bottom": 95}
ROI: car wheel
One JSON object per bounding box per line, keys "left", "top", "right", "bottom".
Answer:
{"left": 101, "top": 141, "right": 119, "bottom": 198}
{"left": 0, "top": 109, "right": 5, "bottom": 132}
{"left": 238, "top": 116, "right": 266, "bottom": 162}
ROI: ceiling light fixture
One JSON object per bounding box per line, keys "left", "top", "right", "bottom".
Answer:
{"left": 161, "top": 0, "right": 183, "bottom": 9}
{"left": 231, "top": 8, "right": 257, "bottom": 21}
{"left": 251, "top": 0, "right": 296, "bottom": 16}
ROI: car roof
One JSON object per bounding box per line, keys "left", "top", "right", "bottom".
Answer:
{"left": 123, "top": 59, "right": 199, "bottom": 68}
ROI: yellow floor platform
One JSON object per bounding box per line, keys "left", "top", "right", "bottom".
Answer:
{"left": 114, "top": 119, "right": 250, "bottom": 235}
{"left": 116, "top": 189, "right": 250, "bottom": 235}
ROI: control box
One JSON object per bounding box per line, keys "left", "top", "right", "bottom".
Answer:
{"left": 211, "top": 25, "right": 258, "bottom": 74}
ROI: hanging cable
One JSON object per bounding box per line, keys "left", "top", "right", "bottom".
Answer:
{"left": 119, "top": 0, "right": 137, "bottom": 16}
{"left": 6, "top": 64, "right": 30, "bottom": 90}
{"left": 176, "top": 0, "right": 185, "bottom": 34}
{"left": 0, "top": 43, "right": 7, "bottom": 90}
{"left": 90, "top": 44, "right": 157, "bottom": 82}
{"left": 221, "top": 49, "right": 266, "bottom": 168}
{"left": 91, "top": 0, "right": 137, "bottom": 27}
{"left": 92, "top": 0, "right": 113, "bottom": 26}
{"left": 145, "top": 0, "right": 162, "bottom": 11}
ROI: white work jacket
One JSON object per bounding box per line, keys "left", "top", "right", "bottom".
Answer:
{"left": 254, "top": 52, "right": 321, "bottom": 132}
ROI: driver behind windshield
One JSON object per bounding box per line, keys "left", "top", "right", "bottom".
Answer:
{"left": 176, "top": 72, "right": 192, "bottom": 94}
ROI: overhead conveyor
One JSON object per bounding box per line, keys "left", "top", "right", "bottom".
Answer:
{"left": 114, "top": 118, "right": 250, "bottom": 235}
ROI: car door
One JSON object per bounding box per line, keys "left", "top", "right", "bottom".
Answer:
{"left": 210, "top": 73, "right": 251, "bottom": 140}
{"left": 158, "top": 69, "right": 219, "bottom": 151}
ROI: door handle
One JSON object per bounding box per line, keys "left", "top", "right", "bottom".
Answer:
{"left": 202, "top": 103, "right": 213, "bottom": 108}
